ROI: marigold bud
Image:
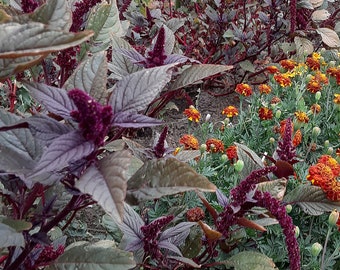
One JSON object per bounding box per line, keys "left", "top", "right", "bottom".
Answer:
{"left": 221, "top": 154, "right": 228, "bottom": 162}
{"left": 286, "top": 204, "right": 292, "bottom": 213}
{"left": 234, "top": 160, "right": 244, "bottom": 172}
{"left": 311, "top": 242, "right": 323, "bottom": 257}
{"left": 329, "top": 61, "right": 336, "bottom": 67}
{"left": 205, "top": 113, "right": 211, "bottom": 122}
{"left": 294, "top": 226, "right": 300, "bottom": 238}
{"left": 324, "top": 140, "right": 330, "bottom": 147}
{"left": 315, "top": 91, "right": 321, "bottom": 101}
{"left": 329, "top": 209, "right": 339, "bottom": 227}
{"left": 327, "top": 147, "right": 333, "bottom": 155}
{"left": 200, "top": 144, "right": 207, "bottom": 153}
{"left": 312, "top": 127, "right": 321, "bottom": 139}
{"left": 275, "top": 110, "right": 281, "bottom": 119}
{"left": 269, "top": 137, "right": 275, "bottom": 144}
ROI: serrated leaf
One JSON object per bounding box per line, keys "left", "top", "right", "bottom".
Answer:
{"left": 294, "top": 37, "right": 314, "bottom": 61}
{"left": 311, "top": 9, "right": 330, "bottom": 21}
{"left": 64, "top": 51, "right": 108, "bottom": 104}
{"left": 0, "top": 55, "right": 45, "bottom": 80}
{"left": 169, "top": 64, "right": 233, "bottom": 91}
{"left": 239, "top": 60, "right": 255, "bottom": 73}
{"left": 223, "top": 251, "right": 278, "bottom": 269}
{"left": 316, "top": 27, "right": 340, "bottom": 48}
{"left": 257, "top": 179, "right": 287, "bottom": 201}
{"left": 31, "top": 131, "right": 95, "bottom": 175}
{"left": 86, "top": 1, "right": 124, "bottom": 52}
{"left": 0, "top": 223, "right": 25, "bottom": 247}
{"left": 0, "top": 22, "right": 93, "bottom": 58}
{"left": 283, "top": 184, "right": 340, "bottom": 215}
{"left": 30, "top": 0, "right": 72, "bottom": 30}
{"left": 26, "top": 115, "right": 73, "bottom": 144}
{"left": 235, "top": 142, "right": 264, "bottom": 179}
{"left": 112, "top": 112, "right": 163, "bottom": 128}
{"left": 126, "top": 158, "right": 216, "bottom": 204}
{"left": 46, "top": 240, "right": 136, "bottom": 270}
{"left": 75, "top": 151, "right": 131, "bottom": 222}
{"left": 109, "top": 64, "right": 176, "bottom": 114}
{"left": 23, "top": 82, "right": 76, "bottom": 118}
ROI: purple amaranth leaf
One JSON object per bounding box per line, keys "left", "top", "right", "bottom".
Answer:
{"left": 216, "top": 189, "right": 229, "bottom": 208}
{"left": 29, "top": 131, "right": 95, "bottom": 177}
{"left": 159, "top": 222, "right": 195, "bottom": 245}
{"left": 109, "top": 63, "right": 176, "bottom": 114}
{"left": 23, "top": 82, "right": 77, "bottom": 118}
{"left": 26, "top": 115, "right": 73, "bottom": 145}
{"left": 164, "top": 54, "right": 201, "bottom": 65}
{"left": 113, "top": 48, "right": 146, "bottom": 66}
{"left": 158, "top": 241, "right": 183, "bottom": 256}
{"left": 112, "top": 112, "right": 163, "bottom": 128}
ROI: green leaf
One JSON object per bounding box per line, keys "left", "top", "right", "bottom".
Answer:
{"left": 0, "top": 222, "right": 25, "bottom": 247}
{"left": 239, "top": 60, "right": 255, "bottom": 73}
{"left": 29, "top": 0, "right": 72, "bottom": 30}
{"left": 235, "top": 142, "right": 264, "bottom": 179}
{"left": 257, "top": 179, "right": 287, "bottom": 201}
{"left": 0, "top": 216, "right": 32, "bottom": 232}
{"left": 86, "top": 0, "right": 124, "bottom": 52}
{"left": 181, "top": 225, "right": 202, "bottom": 258}
{"left": 283, "top": 184, "right": 340, "bottom": 215}
{"left": 0, "top": 22, "right": 93, "bottom": 58}
{"left": 223, "top": 251, "right": 278, "bottom": 269}
{"left": 169, "top": 64, "right": 233, "bottom": 91}
{"left": 75, "top": 151, "right": 131, "bottom": 222}
{"left": 126, "top": 158, "right": 217, "bottom": 204}
{"left": 46, "top": 240, "right": 136, "bottom": 270}
{"left": 64, "top": 51, "right": 108, "bottom": 104}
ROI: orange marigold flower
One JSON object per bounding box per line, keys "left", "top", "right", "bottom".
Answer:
{"left": 325, "top": 180, "right": 340, "bottom": 201}
{"left": 326, "top": 67, "right": 339, "bottom": 77}
{"left": 314, "top": 71, "right": 328, "bottom": 84}
{"left": 179, "top": 134, "right": 199, "bottom": 150}
{"left": 226, "top": 145, "right": 238, "bottom": 160}
{"left": 183, "top": 105, "right": 200, "bottom": 122}
{"left": 270, "top": 96, "right": 282, "bottom": 105}
{"left": 294, "top": 111, "right": 309, "bottom": 123}
{"left": 258, "top": 84, "right": 272, "bottom": 94}
{"left": 310, "top": 104, "right": 321, "bottom": 114}
{"left": 307, "top": 79, "right": 322, "bottom": 93}
{"left": 318, "top": 155, "right": 340, "bottom": 177}
{"left": 336, "top": 148, "right": 340, "bottom": 157}
{"left": 306, "top": 56, "right": 320, "bottom": 70}
{"left": 222, "top": 106, "right": 239, "bottom": 117}
{"left": 274, "top": 73, "right": 292, "bottom": 87}
{"left": 307, "top": 163, "right": 334, "bottom": 186}
{"left": 206, "top": 138, "right": 224, "bottom": 153}
{"left": 235, "top": 83, "right": 252, "bottom": 96}
{"left": 334, "top": 94, "right": 340, "bottom": 105}
{"left": 292, "top": 129, "right": 302, "bottom": 147}
{"left": 280, "top": 59, "right": 296, "bottom": 70}
{"left": 279, "top": 119, "right": 294, "bottom": 137}
{"left": 266, "top": 65, "right": 279, "bottom": 74}
{"left": 258, "top": 107, "right": 273, "bottom": 120}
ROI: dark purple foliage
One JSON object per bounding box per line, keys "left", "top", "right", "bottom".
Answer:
{"left": 276, "top": 118, "right": 297, "bottom": 163}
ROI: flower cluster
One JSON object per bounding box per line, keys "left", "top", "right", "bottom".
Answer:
{"left": 183, "top": 105, "right": 201, "bottom": 122}
{"left": 179, "top": 134, "right": 199, "bottom": 150}
{"left": 68, "top": 89, "right": 113, "bottom": 147}
{"left": 307, "top": 155, "right": 340, "bottom": 201}
{"left": 206, "top": 138, "right": 224, "bottom": 153}
{"left": 276, "top": 118, "right": 298, "bottom": 163}
{"left": 235, "top": 83, "right": 252, "bottom": 96}
{"left": 145, "top": 26, "right": 167, "bottom": 68}
{"left": 222, "top": 105, "right": 238, "bottom": 117}
{"left": 258, "top": 107, "right": 273, "bottom": 120}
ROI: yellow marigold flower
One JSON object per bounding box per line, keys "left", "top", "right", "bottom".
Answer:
{"left": 334, "top": 94, "right": 340, "bottom": 105}
{"left": 183, "top": 105, "right": 200, "bottom": 122}
{"left": 206, "top": 138, "right": 224, "bottom": 153}
{"left": 306, "top": 56, "right": 320, "bottom": 70}
{"left": 307, "top": 79, "right": 322, "bottom": 93}
{"left": 266, "top": 65, "right": 279, "bottom": 74}
{"left": 312, "top": 52, "right": 321, "bottom": 60}
{"left": 274, "top": 73, "right": 292, "bottom": 87}
{"left": 173, "top": 147, "right": 181, "bottom": 155}
{"left": 179, "top": 134, "right": 199, "bottom": 150}
{"left": 294, "top": 111, "right": 309, "bottom": 123}
{"left": 222, "top": 105, "right": 239, "bottom": 117}
{"left": 310, "top": 103, "right": 321, "bottom": 114}
{"left": 280, "top": 59, "right": 296, "bottom": 70}
{"left": 258, "top": 84, "right": 272, "bottom": 94}
{"left": 235, "top": 83, "right": 252, "bottom": 96}
{"left": 318, "top": 155, "right": 340, "bottom": 177}
{"left": 258, "top": 107, "right": 273, "bottom": 120}
{"left": 293, "top": 129, "right": 302, "bottom": 147}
